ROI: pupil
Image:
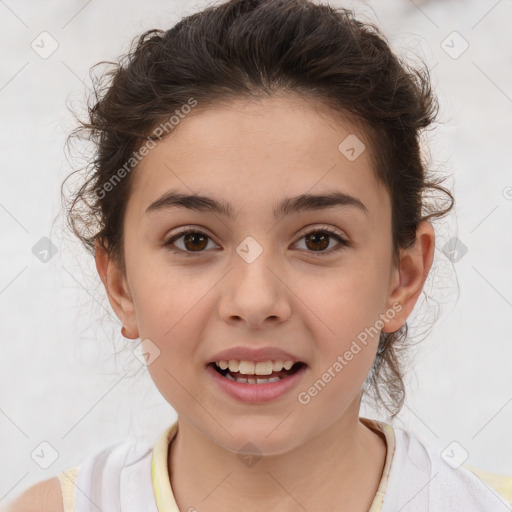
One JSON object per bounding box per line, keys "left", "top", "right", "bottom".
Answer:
{"left": 185, "top": 232, "right": 207, "bottom": 251}
{"left": 306, "top": 233, "right": 328, "bottom": 251}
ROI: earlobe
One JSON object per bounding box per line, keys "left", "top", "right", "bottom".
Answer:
{"left": 382, "top": 221, "right": 435, "bottom": 333}
{"left": 94, "top": 240, "right": 139, "bottom": 339}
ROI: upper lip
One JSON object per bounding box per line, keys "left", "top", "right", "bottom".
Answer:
{"left": 208, "top": 346, "right": 305, "bottom": 365}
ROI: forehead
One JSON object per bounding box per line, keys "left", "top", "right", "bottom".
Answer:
{"left": 125, "top": 95, "right": 389, "bottom": 224}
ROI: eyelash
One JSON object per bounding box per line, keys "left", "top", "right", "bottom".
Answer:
{"left": 163, "top": 226, "right": 350, "bottom": 258}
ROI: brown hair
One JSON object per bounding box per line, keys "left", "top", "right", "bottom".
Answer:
{"left": 62, "top": 0, "right": 454, "bottom": 418}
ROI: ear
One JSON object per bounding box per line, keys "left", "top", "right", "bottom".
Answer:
{"left": 94, "top": 240, "right": 139, "bottom": 339}
{"left": 382, "top": 221, "right": 435, "bottom": 333}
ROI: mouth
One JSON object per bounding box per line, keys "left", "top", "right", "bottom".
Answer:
{"left": 207, "top": 361, "right": 306, "bottom": 384}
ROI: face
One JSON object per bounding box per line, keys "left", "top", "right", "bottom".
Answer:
{"left": 101, "top": 94, "right": 422, "bottom": 455}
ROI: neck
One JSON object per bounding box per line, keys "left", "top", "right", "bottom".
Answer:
{"left": 168, "top": 404, "right": 387, "bottom": 512}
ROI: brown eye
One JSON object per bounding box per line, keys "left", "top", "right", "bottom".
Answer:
{"left": 304, "top": 232, "right": 330, "bottom": 251}
{"left": 182, "top": 232, "right": 208, "bottom": 251}
{"left": 295, "top": 228, "right": 349, "bottom": 255}
{"left": 164, "top": 228, "right": 218, "bottom": 256}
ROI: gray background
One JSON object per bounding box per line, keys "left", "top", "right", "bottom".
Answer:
{"left": 1, "top": 0, "right": 511, "bottom": 501}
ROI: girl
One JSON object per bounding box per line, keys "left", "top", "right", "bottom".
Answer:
{"left": 5, "top": 0, "right": 510, "bottom": 510}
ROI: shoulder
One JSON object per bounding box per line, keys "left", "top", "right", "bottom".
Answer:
{"left": 382, "top": 425, "right": 511, "bottom": 511}
{"left": 1, "top": 477, "right": 63, "bottom": 512}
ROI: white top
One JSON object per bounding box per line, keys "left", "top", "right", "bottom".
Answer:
{"left": 57, "top": 417, "right": 511, "bottom": 512}
{"left": 380, "top": 427, "right": 510, "bottom": 511}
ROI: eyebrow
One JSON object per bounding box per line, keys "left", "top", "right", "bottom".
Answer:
{"left": 145, "top": 189, "right": 368, "bottom": 221}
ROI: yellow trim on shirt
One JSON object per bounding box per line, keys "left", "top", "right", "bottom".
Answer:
{"left": 361, "top": 418, "right": 396, "bottom": 512}
{"left": 464, "top": 465, "right": 512, "bottom": 506}
{"left": 58, "top": 466, "right": 79, "bottom": 512}
{"left": 152, "top": 421, "right": 181, "bottom": 512}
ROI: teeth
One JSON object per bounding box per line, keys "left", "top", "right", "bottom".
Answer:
{"left": 224, "top": 373, "right": 281, "bottom": 384}
{"left": 215, "top": 360, "right": 296, "bottom": 375}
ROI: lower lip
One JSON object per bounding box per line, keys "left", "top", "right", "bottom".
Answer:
{"left": 205, "top": 363, "right": 307, "bottom": 403}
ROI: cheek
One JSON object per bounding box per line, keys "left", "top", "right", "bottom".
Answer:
{"left": 128, "top": 248, "right": 214, "bottom": 339}
{"left": 297, "top": 277, "right": 381, "bottom": 412}
{"left": 305, "top": 262, "right": 388, "bottom": 338}
{"left": 297, "top": 254, "right": 390, "bottom": 388}
{"left": 134, "top": 271, "right": 213, "bottom": 409}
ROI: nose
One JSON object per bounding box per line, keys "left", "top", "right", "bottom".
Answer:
{"left": 217, "top": 245, "right": 292, "bottom": 329}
